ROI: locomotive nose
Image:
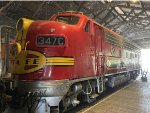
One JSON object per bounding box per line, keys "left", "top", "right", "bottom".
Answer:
{"left": 25, "top": 21, "right": 70, "bottom": 49}
{"left": 9, "top": 20, "right": 75, "bottom": 80}
{"left": 28, "top": 21, "right": 69, "bottom": 34}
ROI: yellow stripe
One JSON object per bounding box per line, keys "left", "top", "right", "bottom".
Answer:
{"left": 45, "top": 62, "right": 74, "bottom": 65}
{"left": 25, "top": 57, "right": 75, "bottom": 65}
{"left": 46, "top": 59, "right": 74, "bottom": 62}
{"left": 46, "top": 58, "right": 75, "bottom": 65}
{"left": 47, "top": 57, "right": 74, "bottom": 60}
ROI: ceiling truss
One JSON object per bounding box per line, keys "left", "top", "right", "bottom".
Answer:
{"left": 0, "top": 1, "right": 150, "bottom": 49}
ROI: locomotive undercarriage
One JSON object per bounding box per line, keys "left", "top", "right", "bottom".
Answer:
{"left": 5, "top": 77, "right": 105, "bottom": 113}
{"left": 107, "top": 70, "right": 139, "bottom": 88}
{"left": 5, "top": 80, "right": 70, "bottom": 113}
{"left": 60, "top": 70, "right": 139, "bottom": 112}
{"left": 60, "top": 76, "right": 105, "bottom": 112}
{"left": 4, "top": 70, "right": 140, "bottom": 113}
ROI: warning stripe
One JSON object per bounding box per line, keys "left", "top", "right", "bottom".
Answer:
{"left": 46, "top": 57, "right": 74, "bottom": 65}
{"left": 25, "top": 57, "right": 75, "bottom": 66}
{"left": 45, "top": 62, "right": 74, "bottom": 66}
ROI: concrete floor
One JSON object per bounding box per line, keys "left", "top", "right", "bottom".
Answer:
{"left": 78, "top": 75, "right": 150, "bottom": 113}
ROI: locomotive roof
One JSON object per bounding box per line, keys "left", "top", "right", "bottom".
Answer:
{"left": 54, "top": 13, "right": 140, "bottom": 50}
{"left": 86, "top": 14, "right": 140, "bottom": 50}
{"left": 55, "top": 13, "right": 123, "bottom": 39}
{"left": 1, "top": 1, "right": 150, "bottom": 49}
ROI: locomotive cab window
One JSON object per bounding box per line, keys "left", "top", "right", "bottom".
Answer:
{"left": 55, "top": 16, "right": 79, "bottom": 25}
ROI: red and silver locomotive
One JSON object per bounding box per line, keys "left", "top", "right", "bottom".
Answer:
{"left": 8, "top": 11, "right": 140, "bottom": 113}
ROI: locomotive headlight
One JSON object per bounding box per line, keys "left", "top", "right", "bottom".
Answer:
{"left": 10, "top": 43, "right": 21, "bottom": 58}
{"left": 15, "top": 18, "right": 33, "bottom": 50}
{"left": 16, "top": 18, "right": 34, "bottom": 31}
{"left": 16, "top": 18, "right": 23, "bottom": 31}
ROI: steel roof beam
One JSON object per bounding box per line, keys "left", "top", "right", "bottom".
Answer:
{"left": 73, "top": 1, "right": 96, "bottom": 18}
{"left": 108, "top": 10, "right": 150, "bottom": 28}
{"left": 117, "top": 5, "right": 144, "bottom": 10}
{"left": 125, "top": 9, "right": 134, "bottom": 19}
{"left": 112, "top": 7, "right": 126, "bottom": 22}
{"left": 93, "top": 1, "right": 126, "bottom": 19}
{"left": 0, "top": 1, "right": 13, "bottom": 16}
{"left": 93, "top": 9, "right": 105, "bottom": 19}
{"left": 101, "top": 8, "right": 113, "bottom": 24}
{"left": 53, "top": 2, "right": 65, "bottom": 11}
{"left": 33, "top": 1, "right": 46, "bottom": 18}
{"left": 131, "top": 37, "right": 150, "bottom": 41}
{"left": 76, "top": 1, "right": 85, "bottom": 11}
{"left": 104, "top": 15, "right": 117, "bottom": 26}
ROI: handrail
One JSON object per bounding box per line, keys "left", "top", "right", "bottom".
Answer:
{"left": 0, "top": 25, "right": 15, "bottom": 79}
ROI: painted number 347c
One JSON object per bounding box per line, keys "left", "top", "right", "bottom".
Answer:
{"left": 37, "top": 36, "right": 65, "bottom": 46}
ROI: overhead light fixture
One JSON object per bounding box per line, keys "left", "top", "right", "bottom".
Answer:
{"left": 101, "top": 0, "right": 112, "bottom": 4}
{"left": 101, "top": 0, "right": 105, "bottom": 4}
{"left": 107, "top": 0, "right": 112, "bottom": 2}
{"left": 115, "top": 7, "right": 124, "bottom": 15}
{"left": 131, "top": 0, "right": 139, "bottom": 3}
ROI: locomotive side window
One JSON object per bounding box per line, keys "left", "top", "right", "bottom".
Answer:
{"left": 55, "top": 16, "right": 79, "bottom": 25}
{"left": 85, "top": 21, "right": 90, "bottom": 32}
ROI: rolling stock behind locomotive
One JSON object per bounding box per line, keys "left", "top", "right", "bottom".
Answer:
{"left": 8, "top": 12, "right": 140, "bottom": 113}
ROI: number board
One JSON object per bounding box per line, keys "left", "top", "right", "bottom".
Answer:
{"left": 37, "top": 36, "right": 65, "bottom": 46}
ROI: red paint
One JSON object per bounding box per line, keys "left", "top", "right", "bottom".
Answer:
{"left": 15, "top": 13, "right": 140, "bottom": 81}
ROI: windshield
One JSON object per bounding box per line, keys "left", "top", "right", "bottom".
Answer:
{"left": 55, "top": 16, "right": 79, "bottom": 25}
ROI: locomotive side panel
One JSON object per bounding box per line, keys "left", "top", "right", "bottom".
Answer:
{"left": 104, "top": 31, "right": 124, "bottom": 75}
{"left": 74, "top": 22, "right": 97, "bottom": 78}
{"left": 102, "top": 30, "right": 140, "bottom": 76}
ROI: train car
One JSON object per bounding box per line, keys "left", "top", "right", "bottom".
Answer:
{"left": 8, "top": 11, "right": 140, "bottom": 113}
